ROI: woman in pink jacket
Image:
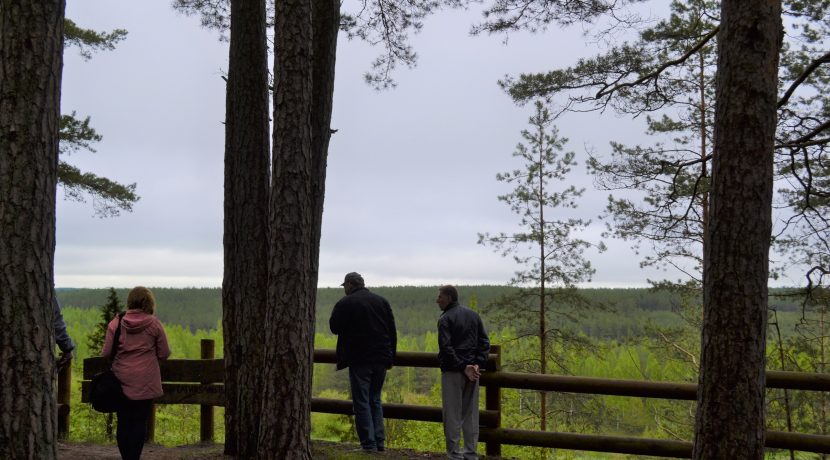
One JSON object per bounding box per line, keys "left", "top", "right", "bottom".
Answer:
{"left": 102, "top": 286, "right": 171, "bottom": 460}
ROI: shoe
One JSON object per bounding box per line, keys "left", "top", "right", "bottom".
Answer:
{"left": 376, "top": 446, "right": 385, "bottom": 452}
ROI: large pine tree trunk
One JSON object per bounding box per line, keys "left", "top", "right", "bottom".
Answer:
{"left": 222, "top": 0, "right": 270, "bottom": 456}
{"left": 0, "top": 1, "right": 66, "bottom": 458}
{"left": 309, "top": 0, "right": 339, "bottom": 247}
{"left": 692, "top": 1, "right": 782, "bottom": 458}
{"left": 257, "top": 0, "right": 316, "bottom": 455}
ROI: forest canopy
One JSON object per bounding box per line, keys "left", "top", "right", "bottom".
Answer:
{"left": 56, "top": 286, "right": 807, "bottom": 338}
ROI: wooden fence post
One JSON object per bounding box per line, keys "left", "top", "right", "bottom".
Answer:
{"left": 57, "top": 358, "right": 71, "bottom": 439}
{"left": 200, "top": 339, "right": 215, "bottom": 443}
{"left": 147, "top": 403, "right": 156, "bottom": 443}
{"left": 485, "top": 344, "right": 502, "bottom": 457}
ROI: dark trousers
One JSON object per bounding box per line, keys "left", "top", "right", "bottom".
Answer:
{"left": 349, "top": 364, "right": 387, "bottom": 451}
{"left": 116, "top": 398, "right": 153, "bottom": 460}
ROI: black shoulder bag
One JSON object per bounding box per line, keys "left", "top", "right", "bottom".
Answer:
{"left": 90, "top": 312, "right": 127, "bottom": 413}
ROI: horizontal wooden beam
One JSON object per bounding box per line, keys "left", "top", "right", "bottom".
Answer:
{"left": 313, "top": 349, "right": 498, "bottom": 370}
{"left": 480, "top": 428, "right": 693, "bottom": 458}
{"left": 480, "top": 372, "right": 698, "bottom": 400}
{"left": 767, "top": 430, "right": 830, "bottom": 454}
{"left": 83, "top": 357, "right": 224, "bottom": 383}
{"left": 84, "top": 355, "right": 830, "bottom": 393}
{"left": 81, "top": 382, "right": 224, "bottom": 406}
{"left": 477, "top": 428, "right": 830, "bottom": 457}
{"left": 310, "top": 398, "right": 498, "bottom": 426}
{"left": 767, "top": 370, "right": 830, "bottom": 392}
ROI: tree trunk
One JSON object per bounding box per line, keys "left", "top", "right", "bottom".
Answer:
{"left": 0, "top": 1, "right": 66, "bottom": 459}
{"left": 692, "top": 1, "right": 782, "bottom": 458}
{"left": 821, "top": 309, "right": 827, "bottom": 460}
{"left": 309, "top": 0, "right": 339, "bottom": 248}
{"left": 256, "top": 0, "right": 316, "bottom": 454}
{"left": 538, "top": 133, "right": 547, "bottom": 433}
{"left": 222, "top": 0, "right": 270, "bottom": 456}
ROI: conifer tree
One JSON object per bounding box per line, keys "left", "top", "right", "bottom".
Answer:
{"left": 1, "top": 1, "right": 66, "bottom": 457}
{"left": 495, "top": 0, "right": 829, "bottom": 295}
{"left": 87, "top": 287, "right": 123, "bottom": 353}
{"left": 220, "top": 0, "right": 270, "bottom": 455}
{"left": 693, "top": 1, "right": 782, "bottom": 456}
{"left": 86, "top": 287, "right": 123, "bottom": 439}
{"left": 174, "top": 0, "right": 635, "bottom": 454}
{"left": 479, "top": 101, "right": 603, "bottom": 431}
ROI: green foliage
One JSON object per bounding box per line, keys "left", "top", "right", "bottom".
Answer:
{"left": 64, "top": 19, "right": 127, "bottom": 61}
{"left": 59, "top": 112, "right": 102, "bottom": 154}
{"left": 86, "top": 287, "right": 123, "bottom": 355}
{"left": 57, "top": 286, "right": 810, "bottom": 342}
{"left": 62, "top": 307, "right": 224, "bottom": 446}
{"left": 58, "top": 288, "right": 223, "bottom": 332}
{"left": 59, "top": 299, "right": 830, "bottom": 457}
{"left": 478, "top": 102, "right": 606, "bottom": 435}
{"left": 60, "top": 19, "right": 139, "bottom": 217}
{"left": 58, "top": 160, "right": 139, "bottom": 217}
{"left": 172, "top": 0, "right": 438, "bottom": 90}
{"left": 576, "top": 0, "right": 720, "bottom": 287}
{"left": 496, "top": 0, "right": 830, "bottom": 294}
{"left": 477, "top": 104, "right": 603, "bottom": 355}
{"left": 479, "top": 101, "right": 600, "bottom": 288}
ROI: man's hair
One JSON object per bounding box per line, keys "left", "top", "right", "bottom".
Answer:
{"left": 439, "top": 285, "right": 458, "bottom": 302}
{"left": 127, "top": 286, "right": 156, "bottom": 314}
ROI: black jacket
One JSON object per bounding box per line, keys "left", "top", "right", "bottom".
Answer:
{"left": 437, "top": 302, "right": 490, "bottom": 372}
{"left": 329, "top": 287, "right": 397, "bottom": 370}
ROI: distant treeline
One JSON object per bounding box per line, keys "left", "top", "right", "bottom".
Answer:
{"left": 56, "top": 286, "right": 806, "bottom": 339}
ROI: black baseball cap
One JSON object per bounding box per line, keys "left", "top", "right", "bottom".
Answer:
{"left": 340, "top": 272, "right": 364, "bottom": 286}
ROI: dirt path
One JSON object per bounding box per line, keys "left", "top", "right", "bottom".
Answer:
{"left": 57, "top": 440, "right": 466, "bottom": 459}
{"left": 58, "top": 441, "right": 228, "bottom": 459}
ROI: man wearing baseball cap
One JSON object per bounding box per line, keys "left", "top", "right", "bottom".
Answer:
{"left": 329, "top": 272, "right": 397, "bottom": 452}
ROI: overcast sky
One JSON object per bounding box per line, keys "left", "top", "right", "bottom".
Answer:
{"left": 56, "top": 0, "right": 785, "bottom": 289}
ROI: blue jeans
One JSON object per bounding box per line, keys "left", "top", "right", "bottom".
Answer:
{"left": 349, "top": 364, "right": 387, "bottom": 451}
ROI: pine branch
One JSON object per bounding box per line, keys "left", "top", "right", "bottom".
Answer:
{"left": 595, "top": 27, "right": 719, "bottom": 99}
{"left": 778, "top": 51, "right": 830, "bottom": 109}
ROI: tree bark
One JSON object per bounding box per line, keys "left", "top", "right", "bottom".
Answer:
{"left": 309, "top": 0, "right": 339, "bottom": 250}
{"left": 222, "top": 0, "right": 270, "bottom": 456}
{"left": 256, "top": 0, "right": 317, "bottom": 454}
{"left": 0, "top": 1, "right": 66, "bottom": 459}
{"left": 692, "top": 1, "right": 782, "bottom": 458}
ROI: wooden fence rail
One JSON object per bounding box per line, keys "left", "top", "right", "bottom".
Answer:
{"left": 58, "top": 340, "right": 830, "bottom": 457}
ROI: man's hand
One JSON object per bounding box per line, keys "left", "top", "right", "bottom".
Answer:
{"left": 464, "top": 364, "right": 481, "bottom": 382}
{"left": 57, "top": 351, "right": 73, "bottom": 370}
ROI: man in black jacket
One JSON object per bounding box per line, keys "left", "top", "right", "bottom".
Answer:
{"left": 329, "top": 272, "right": 397, "bottom": 452}
{"left": 437, "top": 285, "right": 490, "bottom": 460}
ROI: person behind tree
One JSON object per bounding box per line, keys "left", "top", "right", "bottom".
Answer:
{"left": 102, "top": 286, "right": 170, "bottom": 460}
{"left": 53, "top": 294, "right": 76, "bottom": 370}
{"left": 436, "top": 285, "right": 490, "bottom": 460}
{"left": 329, "top": 272, "right": 397, "bottom": 452}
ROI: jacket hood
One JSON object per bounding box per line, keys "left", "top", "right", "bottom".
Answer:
{"left": 121, "top": 310, "right": 155, "bottom": 334}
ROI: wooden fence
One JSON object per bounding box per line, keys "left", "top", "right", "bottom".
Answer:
{"left": 58, "top": 339, "right": 830, "bottom": 458}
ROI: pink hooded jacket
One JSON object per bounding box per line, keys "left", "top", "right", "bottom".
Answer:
{"left": 102, "top": 309, "right": 171, "bottom": 400}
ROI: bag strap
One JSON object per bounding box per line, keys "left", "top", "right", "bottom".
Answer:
{"left": 109, "top": 312, "right": 126, "bottom": 363}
